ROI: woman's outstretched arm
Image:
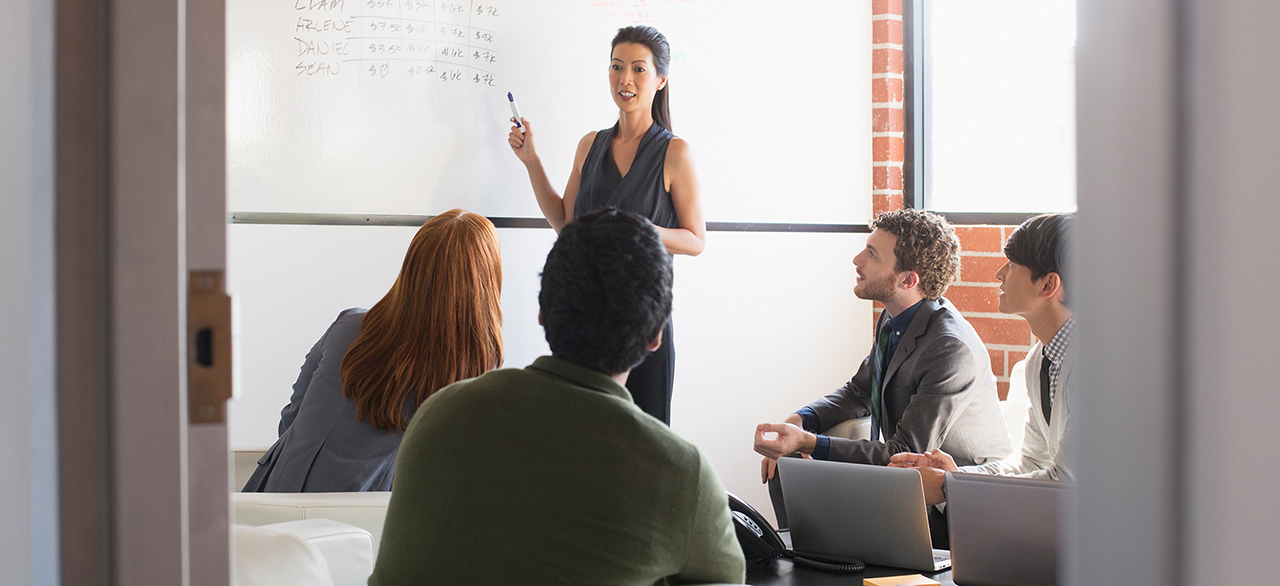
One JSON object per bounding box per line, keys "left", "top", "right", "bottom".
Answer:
{"left": 509, "top": 117, "right": 594, "bottom": 232}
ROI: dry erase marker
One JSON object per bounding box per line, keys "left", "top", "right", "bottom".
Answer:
{"left": 507, "top": 92, "right": 524, "bottom": 133}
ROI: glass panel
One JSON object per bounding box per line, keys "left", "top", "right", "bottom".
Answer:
{"left": 927, "top": 0, "right": 1077, "bottom": 213}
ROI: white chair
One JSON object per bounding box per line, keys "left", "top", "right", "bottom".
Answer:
{"left": 1002, "top": 359, "right": 1030, "bottom": 456}
{"left": 234, "top": 491, "right": 392, "bottom": 558}
{"left": 824, "top": 415, "right": 874, "bottom": 441}
{"left": 233, "top": 518, "right": 373, "bottom": 586}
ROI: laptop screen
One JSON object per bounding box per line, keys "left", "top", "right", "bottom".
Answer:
{"left": 777, "top": 458, "right": 946, "bottom": 572}
{"left": 946, "top": 472, "right": 1064, "bottom": 586}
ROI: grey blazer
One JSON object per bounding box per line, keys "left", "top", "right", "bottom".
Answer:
{"left": 806, "top": 298, "right": 1012, "bottom": 466}
{"left": 243, "top": 308, "right": 409, "bottom": 492}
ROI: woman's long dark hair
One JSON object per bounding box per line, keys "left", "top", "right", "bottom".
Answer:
{"left": 612, "top": 26, "right": 672, "bottom": 132}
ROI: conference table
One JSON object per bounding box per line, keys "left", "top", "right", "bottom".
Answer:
{"left": 746, "top": 558, "right": 953, "bottom": 585}
{"left": 745, "top": 530, "right": 955, "bottom": 585}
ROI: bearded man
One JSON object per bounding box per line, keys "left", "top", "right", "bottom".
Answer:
{"left": 753, "top": 209, "right": 1011, "bottom": 495}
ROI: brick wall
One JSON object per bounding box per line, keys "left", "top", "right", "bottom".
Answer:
{"left": 951, "top": 226, "right": 1034, "bottom": 400}
{"left": 872, "top": 0, "right": 904, "bottom": 216}
{"left": 868, "top": 1, "right": 1033, "bottom": 400}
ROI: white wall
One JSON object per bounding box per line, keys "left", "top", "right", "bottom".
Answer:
{"left": 228, "top": 224, "right": 870, "bottom": 522}
{"left": 669, "top": 231, "right": 870, "bottom": 523}
{"left": 0, "top": 0, "right": 57, "bottom": 582}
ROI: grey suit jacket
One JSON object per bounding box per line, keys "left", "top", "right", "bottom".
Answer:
{"left": 805, "top": 298, "right": 1012, "bottom": 466}
{"left": 243, "top": 308, "right": 410, "bottom": 492}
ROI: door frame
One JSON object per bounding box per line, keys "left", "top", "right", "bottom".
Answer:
{"left": 56, "top": 0, "right": 230, "bottom": 584}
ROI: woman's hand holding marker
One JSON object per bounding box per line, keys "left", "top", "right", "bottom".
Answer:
{"left": 507, "top": 116, "right": 536, "bottom": 164}
{"left": 507, "top": 92, "right": 538, "bottom": 164}
{"left": 507, "top": 92, "right": 524, "bottom": 133}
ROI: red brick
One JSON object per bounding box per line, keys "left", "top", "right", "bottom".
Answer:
{"left": 1007, "top": 349, "right": 1029, "bottom": 369}
{"left": 873, "top": 48, "right": 904, "bottom": 74}
{"left": 960, "top": 255, "right": 1006, "bottom": 283}
{"left": 873, "top": 108, "right": 904, "bottom": 132}
{"left": 873, "top": 78, "right": 904, "bottom": 103}
{"left": 955, "top": 226, "right": 1003, "bottom": 253}
{"left": 988, "top": 349, "right": 1005, "bottom": 378}
{"left": 873, "top": 0, "right": 903, "bottom": 16}
{"left": 873, "top": 192, "right": 904, "bottom": 215}
{"left": 873, "top": 166, "right": 903, "bottom": 191}
{"left": 873, "top": 19, "right": 904, "bottom": 45}
{"left": 873, "top": 136, "right": 904, "bottom": 162}
{"left": 947, "top": 285, "right": 999, "bottom": 313}
{"left": 996, "top": 381, "right": 1010, "bottom": 402}
{"left": 966, "top": 316, "right": 1032, "bottom": 346}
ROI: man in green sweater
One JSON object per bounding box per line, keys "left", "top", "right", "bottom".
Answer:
{"left": 369, "top": 208, "right": 746, "bottom": 586}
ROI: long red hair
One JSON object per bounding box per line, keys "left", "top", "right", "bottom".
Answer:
{"left": 340, "top": 210, "right": 503, "bottom": 432}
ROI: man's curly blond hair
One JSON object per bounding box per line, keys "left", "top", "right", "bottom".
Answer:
{"left": 870, "top": 209, "right": 960, "bottom": 300}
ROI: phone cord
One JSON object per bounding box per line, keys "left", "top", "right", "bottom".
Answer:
{"left": 786, "top": 551, "right": 865, "bottom": 573}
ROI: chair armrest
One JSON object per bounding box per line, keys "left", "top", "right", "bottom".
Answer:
{"left": 233, "top": 523, "right": 334, "bottom": 586}
{"left": 260, "top": 519, "right": 373, "bottom": 586}
{"left": 233, "top": 491, "right": 392, "bottom": 557}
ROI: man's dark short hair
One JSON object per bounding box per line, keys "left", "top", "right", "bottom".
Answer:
{"left": 869, "top": 209, "right": 961, "bottom": 300}
{"left": 539, "top": 208, "right": 673, "bottom": 375}
{"left": 1004, "top": 213, "right": 1073, "bottom": 283}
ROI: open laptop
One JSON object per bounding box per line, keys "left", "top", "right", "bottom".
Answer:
{"left": 946, "top": 472, "right": 1064, "bottom": 586}
{"left": 777, "top": 457, "right": 950, "bottom": 572}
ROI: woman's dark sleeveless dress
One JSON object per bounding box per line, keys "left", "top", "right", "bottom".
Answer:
{"left": 573, "top": 122, "right": 678, "bottom": 425}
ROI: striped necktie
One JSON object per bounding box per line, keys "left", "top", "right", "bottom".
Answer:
{"left": 870, "top": 321, "right": 893, "bottom": 441}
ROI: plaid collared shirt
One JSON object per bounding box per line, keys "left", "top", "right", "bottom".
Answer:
{"left": 1042, "top": 315, "right": 1075, "bottom": 404}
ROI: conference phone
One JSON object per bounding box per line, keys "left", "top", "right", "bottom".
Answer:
{"left": 727, "top": 492, "right": 865, "bottom": 573}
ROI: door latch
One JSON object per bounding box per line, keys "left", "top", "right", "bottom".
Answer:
{"left": 188, "top": 271, "right": 233, "bottom": 424}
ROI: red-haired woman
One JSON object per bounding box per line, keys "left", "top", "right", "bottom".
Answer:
{"left": 243, "top": 209, "right": 503, "bottom": 492}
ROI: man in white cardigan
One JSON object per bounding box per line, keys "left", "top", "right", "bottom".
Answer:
{"left": 889, "top": 213, "right": 1074, "bottom": 505}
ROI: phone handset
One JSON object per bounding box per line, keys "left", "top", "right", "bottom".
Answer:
{"left": 727, "top": 492, "right": 865, "bottom": 573}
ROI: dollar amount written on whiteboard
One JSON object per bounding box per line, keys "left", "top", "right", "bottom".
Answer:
{"left": 291, "top": 0, "right": 504, "bottom": 82}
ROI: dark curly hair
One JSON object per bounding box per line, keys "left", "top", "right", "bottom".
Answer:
{"left": 870, "top": 209, "right": 960, "bottom": 300}
{"left": 539, "top": 208, "right": 673, "bottom": 375}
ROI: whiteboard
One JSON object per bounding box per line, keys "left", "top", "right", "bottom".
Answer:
{"left": 228, "top": 0, "right": 871, "bottom": 223}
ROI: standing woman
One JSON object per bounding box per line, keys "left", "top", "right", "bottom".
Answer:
{"left": 508, "top": 26, "right": 705, "bottom": 425}
{"left": 243, "top": 209, "right": 503, "bottom": 492}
